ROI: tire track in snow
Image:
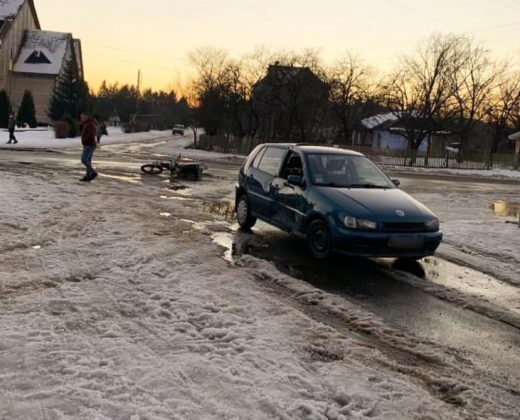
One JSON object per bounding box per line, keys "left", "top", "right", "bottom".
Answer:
{"left": 241, "top": 256, "right": 520, "bottom": 416}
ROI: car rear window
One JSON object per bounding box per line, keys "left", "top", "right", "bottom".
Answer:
{"left": 257, "top": 147, "right": 286, "bottom": 176}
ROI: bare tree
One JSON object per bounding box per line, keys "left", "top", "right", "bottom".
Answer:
{"left": 188, "top": 48, "right": 232, "bottom": 136}
{"left": 239, "top": 47, "right": 282, "bottom": 140}
{"left": 384, "top": 34, "right": 467, "bottom": 163}
{"left": 450, "top": 40, "right": 502, "bottom": 155}
{"left": 253, "top": 49, "right": 329, "bottom": 141}
{"left": 485, "top": 71, "right": 520, "bottom": 154}
{"left": 327, "top": 53, "right": 375, "bottom": 144}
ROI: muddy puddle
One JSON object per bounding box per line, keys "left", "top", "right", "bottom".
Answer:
{"left": 167, "top": 184, "right": 188, "bottom": 191}
{"left": 212, "top": 224, "right": 512, "bottom": 300}
{"left": 491, "top": 201, "right": 520, "bottom": 218}
{"left": 211, "top": 233, "right": 235, "bottom": 263}
{"left": 160, "top": 194, "right": 193, "bottom": 202}
{"left": 202, "top": 200, "right": 236, "bottom": 220}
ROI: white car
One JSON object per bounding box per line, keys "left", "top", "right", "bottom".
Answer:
{"left": 172, "top": 124, "right": 185, "bottom": 135}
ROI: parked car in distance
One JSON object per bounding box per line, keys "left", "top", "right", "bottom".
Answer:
{"left": 235, "top": 144, "right": 443, "bottom": 260}
{"left": 172, "top": 124, "right": 185, "bottom": 135}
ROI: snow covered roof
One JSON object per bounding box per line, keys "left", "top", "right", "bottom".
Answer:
{"left": 13, "top": 30, "right": 70, "bottom": 75}
{"left": 0, "top": 0, "right": 24, "bottom": 19}
{"left": 361, "top": 112, "right": 399, "bottom": 130}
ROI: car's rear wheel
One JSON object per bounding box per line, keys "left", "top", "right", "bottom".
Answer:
{"left": 306, "top": 220, "right": 332, "bottom": 259}
{"left": 236, "top": 194, "right": 257, "bottom": 230}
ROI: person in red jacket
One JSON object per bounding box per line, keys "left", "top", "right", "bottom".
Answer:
{"left": 79, "top": 113, "right": 99, "bottom": 182}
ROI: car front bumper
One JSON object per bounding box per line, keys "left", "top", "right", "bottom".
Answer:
{"left": 331, "top": 227, "right": 443, "bottom": 258}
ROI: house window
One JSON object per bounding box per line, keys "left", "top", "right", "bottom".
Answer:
{"left": 25, "top": 50, "right": 51, "bottom": 64}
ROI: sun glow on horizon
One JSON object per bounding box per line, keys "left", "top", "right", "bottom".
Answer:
{"left": 35, "top": 0, "right": 519, "bottom": 92}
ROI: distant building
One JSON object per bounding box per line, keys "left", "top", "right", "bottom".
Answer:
{"left": 0, "top": 0, "right": 83, "bottom": 123}
{"left": 108, "top": 110, "right": 121, "bottom": 127}
{"left": 253, "top": 64, "right": 329, "bottom": 140}
{"left": 509, "top": 131, "right": 520, "bottom": 168}
{"left": 133, "top": 114, "right": 165, "bottom": 130}
{"left": 354, "top": 112, "right": 452, "bottom": 152}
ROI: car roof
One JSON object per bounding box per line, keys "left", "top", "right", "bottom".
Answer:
{"left": 258, "top": 143, "right": 364, "bottom": 157}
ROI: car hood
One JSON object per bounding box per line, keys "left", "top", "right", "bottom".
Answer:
{"left": 321, "top": 187, "right": 435, "bottom": 220}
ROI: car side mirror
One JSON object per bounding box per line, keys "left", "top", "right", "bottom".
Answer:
{"left": 392, "top": 179, "right": 401, "bottom": 188}
{"left": 287, "top": 175, "right": 302, "bottom": 187}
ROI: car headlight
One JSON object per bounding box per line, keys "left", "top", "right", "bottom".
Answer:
{"left": 344, "top": 216, "right": 378, "bottom": 230}
{"left": 425, "top": 218, "right": 440, "bottom": 232}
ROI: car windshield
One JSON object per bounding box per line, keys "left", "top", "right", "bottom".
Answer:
{"left": 306, "top": 153, "right": 395, "bottom": 189}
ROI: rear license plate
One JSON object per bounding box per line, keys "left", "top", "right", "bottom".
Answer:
{"left": 388, "top": 235, "right": 425, "bottom": 250}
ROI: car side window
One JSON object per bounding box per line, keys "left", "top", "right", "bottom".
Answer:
{"left": 257, "top": 147, "right": 286, "bottom": 176}
{"left": 280, "top": 152, "right": 304, "bottom": 180}
{"left": 251, "top": 147, "right": 266, "bottom": 169}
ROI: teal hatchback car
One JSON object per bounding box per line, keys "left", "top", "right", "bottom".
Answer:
{"left": 235, "top": 144, "right": 442, "bottom": 259}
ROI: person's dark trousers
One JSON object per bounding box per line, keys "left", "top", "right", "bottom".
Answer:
{"left": 7, "top": 130, "right": 17, "bottom": 144}
{"left": 81, "top": 145, "right": 97, "bottom": 179}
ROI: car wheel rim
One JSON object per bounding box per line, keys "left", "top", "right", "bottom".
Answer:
{"left": 312, "top": 228, "right": 329, "bottom": 252}
{"left": 237, "top": 199, "right": 248, "bottom": 225}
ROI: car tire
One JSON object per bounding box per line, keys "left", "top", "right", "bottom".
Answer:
{"left": 236, "top": 194, "right": 257, "bottom": 230}
{"left": 306, "top": 219, "right": 332, "bottom": 259}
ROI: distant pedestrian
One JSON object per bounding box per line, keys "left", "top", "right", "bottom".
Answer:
{"left": 79, "top": 113, "right": 98, "bottom": 182}
{"left": 96, "top": 120, "right": 108, "bottom": 143}
{"left": 6, "top": 112, "right": 17, "bottom": 144}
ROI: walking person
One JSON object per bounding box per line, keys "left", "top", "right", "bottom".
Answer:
{"left": 79, "top": 113, "right": 98, "bottom": 182}
{"left": 6, "top": 112, "right": 18, "bottom": 144}
{"left": 96, "top": 119, "right": 108, "bottom": 143}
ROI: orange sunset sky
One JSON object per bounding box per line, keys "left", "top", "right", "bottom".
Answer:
{"left": 36, "top": 0, "right": 520, "bottom": 93}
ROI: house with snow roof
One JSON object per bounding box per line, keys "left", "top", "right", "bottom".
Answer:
{"left": 509, "top": 131, "right": 520, "bottom": 168}
{"left": 353, "top": 112, "right": 455, "bottom": 153}
{"left": 0, "top": 0, "right": 83, "bottom": 123}
{"left": 353, "top": 112, "right": 427, "bottom": 151}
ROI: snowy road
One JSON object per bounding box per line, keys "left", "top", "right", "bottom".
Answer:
{"left": 1, "top": 136, "right": 519, "bottom": 419}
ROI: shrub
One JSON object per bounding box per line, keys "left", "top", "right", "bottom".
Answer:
{"left": 17, "top": 91, "right": 37, "bottom": 128}
{"left": 64, "top": 116, "right": 79, "bottom": 138}
{"left": 54, "top": 121, "right": 70, "bottom": 139}
{"left": 0, "top": 90, "right": 10, "bottom": 128}
{"left": 122, "top": 121, "right": 151, "bottom": 133}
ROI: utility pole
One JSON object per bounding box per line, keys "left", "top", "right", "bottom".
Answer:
{"left": 135, "top": 70, "right": 142, "bottom": 120}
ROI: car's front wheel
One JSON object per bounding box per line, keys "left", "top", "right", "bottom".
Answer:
{"left": 236, "top": 194, "right": 257, "bottom": 230}
{"left": 306, "top": 219, "right": 332, "bottom": 259}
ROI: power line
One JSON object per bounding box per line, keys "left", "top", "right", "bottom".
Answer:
{"left": 381, "top": 0, "right": 455, "bottom": 30}
{"left": 477, "top": 21, "right": 520, "bottom": 33}
{"left": 495, "top": 0, "right": 520, "bottom": 10}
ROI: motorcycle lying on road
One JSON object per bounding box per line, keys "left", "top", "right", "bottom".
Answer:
{"left": 141, "top": 156, "right": 204, "bottom": 181}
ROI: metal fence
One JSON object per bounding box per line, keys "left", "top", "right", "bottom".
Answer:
{"left": 197, "top": 135, "right": 519, "bottom": 171}
{"left": 344, "top": 146, "right": 519, "bottom": 170}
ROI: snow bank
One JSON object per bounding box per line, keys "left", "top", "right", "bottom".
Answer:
{"left": 0, "top": 127, "right": 172, "bottom": 150}
{"left": 388, "top": 165, "right": 520, "bottom": 179}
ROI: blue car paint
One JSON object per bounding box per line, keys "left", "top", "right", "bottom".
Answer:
{"left": 236, "top": 144, "right": 443, "bottom": 258}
